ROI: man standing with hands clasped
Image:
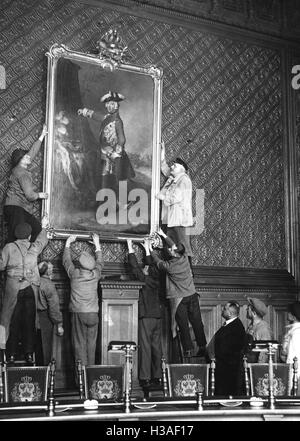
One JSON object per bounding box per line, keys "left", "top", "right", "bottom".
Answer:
{"left": 206, "top": 302, "right": 246, "bottom": 396}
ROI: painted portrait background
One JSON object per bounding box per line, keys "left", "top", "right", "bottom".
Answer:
{"left": 46, "top": 53, "right": 160, "bottom": 238}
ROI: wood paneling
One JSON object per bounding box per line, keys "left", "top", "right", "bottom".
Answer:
{"left": 100, "top": 281, "right": 141, "bottom": 379}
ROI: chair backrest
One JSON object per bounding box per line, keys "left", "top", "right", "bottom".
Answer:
{"left": 162, "top": 359, "right": 215, "bottom": 398}
{"left": 244, "top": 357, "right": 298, "bottom": 397}
{"left": 2, "top": 360, "right": 55, "bottom": 403}
{"left": 77, "top": 361, "right": 124, "bottom": 401}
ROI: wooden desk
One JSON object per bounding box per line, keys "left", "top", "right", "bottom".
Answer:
{"left": 1, "top": 398, "right": 300, "bottom": 421}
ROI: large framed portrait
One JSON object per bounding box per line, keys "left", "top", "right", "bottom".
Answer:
{"left": 42, "top": 42, "right": 163, "bottom": 240}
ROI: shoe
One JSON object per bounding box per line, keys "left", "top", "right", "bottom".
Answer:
{"left": 139, "top": 379, "right": 151, "bottom": 388}
{"left": 149, "top": 378, "right": 163, "bottom": 390}
{"left": 25, "top": 353, "right": 34, "bottom": 364}
{"left": 151, "top": 378, "right": 162, "bottom": 385}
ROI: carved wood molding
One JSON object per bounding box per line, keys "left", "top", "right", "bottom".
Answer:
{"left": 53, "top": 262, "right": 298, "bottom": 293}
{"left": 99, "top": 280, "right": 144, "bottom": 289}
{"left": 193, "top": 267, "right": 296, "bottom": 288}
{"left": 80, "top": 0, "right": 300, "bottom": 48}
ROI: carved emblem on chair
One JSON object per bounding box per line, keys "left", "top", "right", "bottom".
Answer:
{"left": 174, "top": 374, "right": 204, "bottom": 397}
{"left": 11, "top": 376, "right": 42, "bottom": 402}
{"left": 89, "top": 375, "right": 120, "bottom": 400}
{"left": 255, "top": 373, "right": 286, "bottom": 396}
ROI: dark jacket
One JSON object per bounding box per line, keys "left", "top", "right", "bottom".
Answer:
{"left": 128, "top": 253, "right": 162, "bottom": 319}
{"left": 5, "top": 139, "right": 42, "bottom": 214}
{"left": 38, "top": 276, "right": 63, "bottom": 325}
{"left": 151, "top": 251, "right": 195, "bottom": 300}
{"left": 213, "top": 317, "right": 246, "bottom": 396}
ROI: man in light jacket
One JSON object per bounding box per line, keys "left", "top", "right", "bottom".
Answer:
{"left": 63, "top": 233, "right": 103, "bottom": 366}
{"left": 157, "top": 141, "right": 193, "bottom": 263}
{"left": 0, "top": 216, "right": 48, "bottom": 363}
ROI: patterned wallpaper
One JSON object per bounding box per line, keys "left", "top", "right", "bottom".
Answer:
{"left": 0, "top": 0, "right": 288, "bottom": 270}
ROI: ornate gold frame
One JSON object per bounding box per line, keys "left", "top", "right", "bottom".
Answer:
{"left": 42, "top": 42, "right": 163, "bottom": 241}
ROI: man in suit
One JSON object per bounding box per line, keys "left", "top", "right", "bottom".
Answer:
{"left": 206, "top": 301, "right": 246, "bottom": 396}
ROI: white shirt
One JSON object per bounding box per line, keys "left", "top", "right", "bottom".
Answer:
{"left": 224, "top": 317, "right": 238, "bottom": 326}
{"left": 281, "top": 322, "right": 300, "bottom": 365}
{"left": 158, "top": 160, "right": 193, "bottom": 227}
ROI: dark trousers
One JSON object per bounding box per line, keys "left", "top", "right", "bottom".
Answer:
{"left": 4, "top": 205, "right": 42, "bottom": 243}
{"left": 175, "top": 293, "right": 206, "bottom": 352}
{"left": 138, "top": 318, "right": 162, "bottom": 381}
{"left": 6, "top": 286, "right": 36, "bottom": 356}
{"left": 38, "top": 310, "right": 54, "bottom": 365}
{"left": 71, "top": 312, "right": 99, "bottom": 366}
{"left": 215, "top": 360, "right": 244, "bottom": 396}
{"left": 167, "top": 226, "right": 193, "bottom": 258}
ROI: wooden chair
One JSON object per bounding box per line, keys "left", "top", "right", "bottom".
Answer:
{"left": 243, "top": 356, "right": 299, "bottom": 397}
{"left": 77, "top": 360, "right": 124, "bottom": 401}
{"left": 1, "top": 359, "right": 56, "bottom": 403}
{"left": 161, "top": 357, "right": 216, "bottom": 398}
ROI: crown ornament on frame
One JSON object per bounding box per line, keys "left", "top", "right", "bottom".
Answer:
{"left": 93, "top": 29, "right": 129, "bottom": 66}
{"left": 148, "top": 232, "right": 163, "bottom": 249}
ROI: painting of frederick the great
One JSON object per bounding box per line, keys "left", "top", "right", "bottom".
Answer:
{"left": 43, "top": 45, "right": 162, "bottom": 240}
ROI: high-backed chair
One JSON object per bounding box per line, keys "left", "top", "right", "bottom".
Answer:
{"left": 77, "top": 360, "right": 124, "bottom": 401}
{"left": 161, "top": 357, "right": 216, "bottom": 398}
{"left": 243, "top": 356, "right": 299, "bottom": 397}
{"left": 1, "top": 359, "right": 56, "bottom": 403}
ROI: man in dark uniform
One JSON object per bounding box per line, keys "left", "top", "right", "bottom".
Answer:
{"left": 206, "top": 301, "right": 246, "bottom": 396}
{"left": 78, "top": 91, "right": 135, "bottom": 204}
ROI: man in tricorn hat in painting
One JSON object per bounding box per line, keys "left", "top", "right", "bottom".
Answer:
{"left": 78, "top": 91, "right": 135, "bottom": 206}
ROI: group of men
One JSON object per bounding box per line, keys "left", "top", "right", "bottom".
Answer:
{"left": 0, "top": 218, "right": 64, "bottom": 365}
{"left": 1, "top": 100, "right": 300, "bottom": 397}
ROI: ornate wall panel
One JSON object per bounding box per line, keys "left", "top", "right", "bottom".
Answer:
{"left": 0, "top": 0, "right": 288, "bottom": 273}
{"left": 1, "top": 0, "right": 298, "bottom": 387}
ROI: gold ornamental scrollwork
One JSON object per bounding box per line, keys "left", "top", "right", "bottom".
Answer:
{"left": 95, "top": 29, "right": 129, "bottom": 68}
{"left": 146, "top": 65, "right": 163, "bottom": 81}
{"left": 46, "top": 43, "right": 70, "bottom": 60}
{"left": 43, "top": 34, "right": 163, "bottom": 241}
